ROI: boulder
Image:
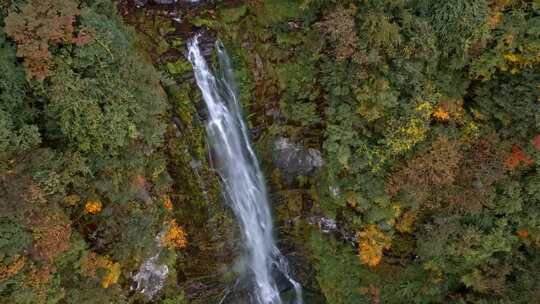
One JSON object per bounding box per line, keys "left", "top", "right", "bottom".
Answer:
{"left": 272, "top": 137, "right": 323, "bottom": 183}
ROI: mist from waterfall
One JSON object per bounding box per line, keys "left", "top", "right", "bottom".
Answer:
{"left": 187, "top": 35, "right": 302, "bottom": 304}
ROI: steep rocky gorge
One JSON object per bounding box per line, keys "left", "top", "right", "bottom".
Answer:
{"left": 116, "top": 1, "right": 328, "bottom": 302}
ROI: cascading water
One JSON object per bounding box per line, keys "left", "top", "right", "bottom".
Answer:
{"left": 187, "top": 35, "right": 302, "bottom": 304}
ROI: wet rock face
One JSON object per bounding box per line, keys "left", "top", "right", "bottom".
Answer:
{"left": 272, "top": 137, "right": 323, "bottom": 183}
{"left": 307, "top": 215, "right": 357, "bottom": 245}
{"left": 192, "top": 30, "right": 216, "bottom": 57}
{"left": 309, "top": 216, "right": 337, "bottom": 234}
{"left": 132, "top": 253, "right": 169, "bottom": 299}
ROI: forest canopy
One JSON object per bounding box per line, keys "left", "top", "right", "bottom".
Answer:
{"left": 0, "top": 0, "right": 539, "bottom": 303}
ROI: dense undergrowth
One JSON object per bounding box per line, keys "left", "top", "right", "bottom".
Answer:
{"left": 0, "top": 0, "right": 539, "bottom": 303}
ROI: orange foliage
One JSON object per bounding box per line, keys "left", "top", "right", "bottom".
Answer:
{"left": 505, "top": 145, "right": 533, "bottom": 169}
{"left": 3, "top": 0, "right": 92, "bottom": 80}
{"left": 0, "top": 256, "right": 26, "bottom": 282}
{"left": 85, "top": 200, "right": 102, "bottom": 214}
{"left": 161, "top": 220, "right": 188, "bottom": 250}
{"left": 433, "top": 100, "right": 464, "bottom": 122}
{"left": 433, "top": 106, "right": 450, "bottom": 121}
{"left": 357, "top": 225, "right": 391, "bottom": 267}
{"left": 163, "top": 195, "right": 173, "bottom": 211}
{"left": 516, "top": 230, "right": 529, "bottom": 238}
{"left": 81, "top": 252, "right": 121, "bottom": 288}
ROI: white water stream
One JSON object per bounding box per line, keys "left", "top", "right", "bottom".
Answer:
{"left": 188, "top": 35, "right": 302, "bottom": 304}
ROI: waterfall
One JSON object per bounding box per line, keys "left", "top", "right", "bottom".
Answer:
{"left": 187, "top": 35, "right": 302, "bottom": 304}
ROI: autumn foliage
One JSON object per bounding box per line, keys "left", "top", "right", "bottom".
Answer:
{"left": 388, "top": 136, "right": 461, "bottom": 209}
{"left": 85, "top": 200, "right": 102, "bottom": 214}
{"left": 317, "top": 6, "right": 358, "bottom": 61}
{"left": 389, "top": 135, "right": 507, "bottom": 212}
{"left": 0, "top": 0, "right": 539, "bottom": 302}
{"left": 0, "top": 256, "right": 26, "bottom": 282}
{"left": 29, "top": 212, "right": 71, "bottom": 264}
{"left": 81, "top": 252, "right": 121, "bottom": 288}
{"left": 4, "top": 0, "right": 92, "bottom": 80}
{"left": 504, "top": 145, "right": 533, "bottom": 169}
{"left": 162, "top": 195, "right": 173, "bottom": 211}
{"left": 357, "top": 225, "right": 391, "bottom": 267}
{"left": 161, "top": 220, "right": 188, "bottom": 250}
{"left": 432, "top": 106, "right": 450, "bottom": 121}
{"left": 532, "top": 135, "right": 540, "bottom": 151}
